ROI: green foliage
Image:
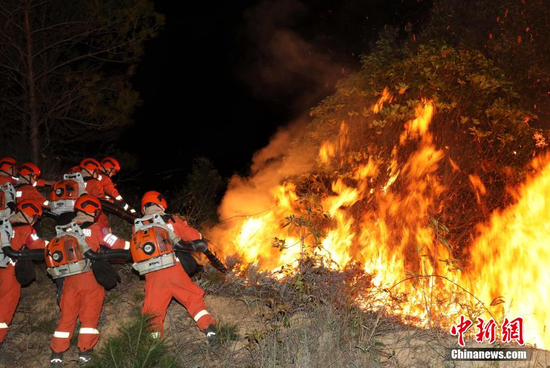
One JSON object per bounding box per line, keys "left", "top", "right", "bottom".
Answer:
{"left": 215, "top": 322, "right": 240, "bottom": 345}
{"left": 426, "top": 0, "right": 550, "bottom": 122}
{"left": 312, "top": 33, "right": 533, "bottom": 160}
{"left": 30, "top": 317, "right": 57, "bottom": 335}
{"left": 272, "top": 176, "right": 331, "bottom": 259}
{"left": 305, "top": 33, "right": 539, "bottom": 250}
{"left": 91, "top": 312, "right": 177, "bottom": 368}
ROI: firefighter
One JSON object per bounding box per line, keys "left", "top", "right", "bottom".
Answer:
{"left": 78, "top": 158, "right": 111, "bottom": 227}
{"left": 15, "top": 163, "right": 49, "bottom": 208}
{"left": 0, "top": 158, "right": 18, "bottom": 185}
{"left": 49, "top": 173, "right": 128, "bottom": 306}
{"left": 0, "top": 200, "right": 45, "bottom": 346}
{"left": 49, "top": 195, "right": 129, "bottom": 367}
{"left": 134, "top": 191, "right": 218, "bottom": 348}
{"left": 78, "top": 158, "right": 104, "bottom": 198}
{"left": 100, "top": 157, "right": 136, "bottom": 214}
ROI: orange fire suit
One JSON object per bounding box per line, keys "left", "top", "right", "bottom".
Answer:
{"left": 83, "top": 177, "right": 109, "bottom": 228}
{"left": 0, "top": 176, "right": 47, "bottom": 186}
{"left": 50, "top": 221, "right": 108, "bottom": 354}
{"left": 15, "top": 184, "right": 49, "bottom": 207}
{"left": 140, "top": 215, "right": 215, "bottom": 337}
{"left": 0, "top": 224, "right": 45, "bottom": 342}
{"left": 99, "top": 175, "right": 121, "bottom": 201}
{"left": 83, "top": 177, "right": 105, "bottom": 199}
{"left": 0, "top": 175, "right": 17, "bottom": 186}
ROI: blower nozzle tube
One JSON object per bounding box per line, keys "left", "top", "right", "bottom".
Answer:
{"left": 84, "top": 249, "right": 131, "bottom": 261}
{"left": 2, "top": 246, "right": 44, "bottom": 261}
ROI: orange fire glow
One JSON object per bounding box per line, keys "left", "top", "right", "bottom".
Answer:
{"left": 208, "top": 88, "right": 550, "bottom": 348}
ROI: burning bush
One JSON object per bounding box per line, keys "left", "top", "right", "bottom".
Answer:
{"left": 207, "top": 35, "right": 550, "bottom": 348}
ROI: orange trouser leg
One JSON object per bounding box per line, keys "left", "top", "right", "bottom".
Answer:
{"left": 77, "top": 283, "right": 104, "bottom": 352}
{"left": 51, "top": 283, "right": 80, "bottom": 353}
{"left": 0, "top": 267, "right": 21, "bottom": 343}
{"left": 171, "top": 266, "right": 215, "bottom": 331}
{"left": 142, "top": 272, "right": 172, "bottom": 337}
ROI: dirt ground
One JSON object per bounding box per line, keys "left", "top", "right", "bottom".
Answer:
{"left": 1, "top": 263, "right": 548, "bottom": 368}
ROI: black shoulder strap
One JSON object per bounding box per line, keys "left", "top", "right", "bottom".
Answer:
{"left": 161, "top": 214, "right": 175, "bottom": 223}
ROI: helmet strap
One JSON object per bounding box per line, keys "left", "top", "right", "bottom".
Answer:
{"left": 20, "top": 174, "right": 32, "bottom": 185}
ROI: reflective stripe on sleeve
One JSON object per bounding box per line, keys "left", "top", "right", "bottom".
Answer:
{"left": 193, "top": 310, "right": 210, "bottom": 322}
{"left": 44, "top": 200, "right": 49, "bottom": 206}
{"left": 115, "top": 195, "right": 123, "bottom": 201}
{"left": 0, "top": 322, "right": 8, "bottom": 329}
{"left": 103, "top": 234, "right": 119, "bottom": 246}
{"left": 16, "top": 191, "right": 22, "bottom": 198}
{"left": 53, "top": 331, "right": 70, "bottom": 338}
{"left": 123, "top": 204, "right": 129, "bottom": 210}
{"left": 79, "top": 327, "right": 100, "bottom": 335}
{"left": 30, "top": 233, "right": 39, "bottom": 241}
{"left": 124, "top": 241, "right": 130, "bottom": 250}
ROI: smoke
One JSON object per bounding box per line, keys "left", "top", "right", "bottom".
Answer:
{"left": 239, "top": 0, "right": 343, "bottom": 112}
{"left": 208, "top": 0, "right": 346, "bottom": 246}
{"left": 216, "top": 116, "right": 313, "bottom": 221}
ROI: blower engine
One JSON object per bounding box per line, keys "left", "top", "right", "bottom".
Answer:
{"left": 0, "top": 183, "right": 16, "bottom": 218}
{"left": 45, "top": 222, "right": 91, "bottom": 279}
{"left": 0, "top": 218, "right": 13, "bottom": 268}
{"left": 49, "top": 173, "right": 87, "bottom": 215}
{"left": 130, "top": 214, "right": 179, "bottom": 275}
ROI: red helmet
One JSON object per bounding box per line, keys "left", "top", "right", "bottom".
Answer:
{"left": 141, "top": 191, "right": 167, "bottom": 213}
{"left": 79, "top": 158, "right": 101, "bottom": 176}
{"left": 0, "top": 157, "right": 16, "bottom": 173}
{"left": 18, "top": 162, "right": 41, "bottom": 178}
{"left": 16, "top": 199, "right": 43, "bottom": 218}
{"left": 75, "top": 195, "right": 101, "bottom": 217}
{"left": 67, "top": 165, "right": 81, "bottom": 174}
{"left": 101, "top": 157, "right": 120, "bottom": 175}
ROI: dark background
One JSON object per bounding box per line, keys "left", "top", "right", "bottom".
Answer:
{"left": 118, "top": 0, "right": 432, "bottom": 192}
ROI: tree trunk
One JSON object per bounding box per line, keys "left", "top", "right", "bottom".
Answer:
{"left": 24, "top": 1, "right": 40, "bottom": 164}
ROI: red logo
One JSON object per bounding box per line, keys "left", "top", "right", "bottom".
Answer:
{"left": 450, "top": 316, "right": 473, "bottom": 346}
{"left": 502, "top": 317, "right": 525, "bottom": 345}
{"left": 450, "top": 316, "right": 525, "bottom": 346}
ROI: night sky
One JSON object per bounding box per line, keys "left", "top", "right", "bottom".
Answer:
{"left": 119, "top": 0, "right": 432, "bottom": 192}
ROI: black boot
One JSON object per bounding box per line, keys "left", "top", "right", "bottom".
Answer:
{"left": 78, "top": 349, "right": 93, "bottom": 366}
{"left": 204, "top": 325, "right": 220, "bottom": 350}
{"left": 50, "top": 351, "right": 63, "bottom": 368}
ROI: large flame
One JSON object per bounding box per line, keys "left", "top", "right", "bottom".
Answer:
{"left": 463, "top": 154, "right": 550, "bottom": 348}
{"left": 208, "top": 89, "right": 549, "bottom": 348}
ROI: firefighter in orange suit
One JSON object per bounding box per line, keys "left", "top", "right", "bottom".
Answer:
{"left": 78, "top": 158, "right": 105, "bottom": 199}
{"left": 15, "top": 163, "right": 49, "bottom": 208}
{"left": 137, "top": 191, "right": 218, "bottom": 348}
{"left": 100, "top": 157, "right": 136, "bottom": 214}
{"left": 0, "top": 158, "right": 18, "bottom": 185}
{"left": 78, "top": 158, "right": 110, "bottom": 228}
{"left": 0, "top": 200, "right": 45, "bottom": 345}
{"left": 50, "top": 195, "right": 125, "bottom": 367}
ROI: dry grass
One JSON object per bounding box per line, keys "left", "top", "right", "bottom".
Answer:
{"left": 1, "top": 253, "right": 549, "bottom": 368}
